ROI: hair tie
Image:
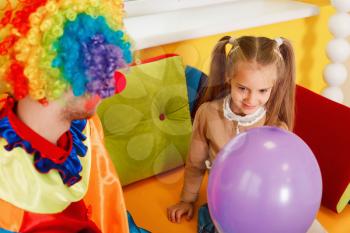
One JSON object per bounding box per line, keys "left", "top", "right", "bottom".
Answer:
{"left": 275, "top": 37, "right": 284, "bottom": 47}
{"left": 229, "top": 37, "right": 235, "bottom": 45}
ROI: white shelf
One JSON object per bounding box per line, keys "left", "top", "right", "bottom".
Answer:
{"left": 124, "top": 0, "right": 320, "bottom": 50}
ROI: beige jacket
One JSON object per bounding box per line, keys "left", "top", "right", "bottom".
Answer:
{"left": 181, "top": 98, "right": 285, "bottom": 203}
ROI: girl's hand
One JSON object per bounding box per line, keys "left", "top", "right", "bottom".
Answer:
{"left": 167, "top": 201, "right": 194, "bottom": 223}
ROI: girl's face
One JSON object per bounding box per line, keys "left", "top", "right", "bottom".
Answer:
{"left": 229, "top": 62, "right": 277, "bottom": 116}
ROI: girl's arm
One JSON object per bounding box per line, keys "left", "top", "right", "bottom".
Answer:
{"left": 167, "top": 103, "right": 209, "bottom": 223}
{"left": 181, "top": 104, "right": 209, "bottom": 203}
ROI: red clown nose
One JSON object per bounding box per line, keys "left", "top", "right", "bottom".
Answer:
{"left": 114, "top": 71, "right": 126, "bottom": 94}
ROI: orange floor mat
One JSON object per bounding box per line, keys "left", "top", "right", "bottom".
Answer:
{"left": 317, "top": 206, "right": 350, "bottom": 233}
{"left": 124, "top": 167, "right": 350, "bottom": 233}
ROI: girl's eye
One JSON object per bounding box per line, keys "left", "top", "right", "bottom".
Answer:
{"left": 259, "top": 89, "right": 268, "bottom": 94}
{"left": 238, "top": 86, "right": 246, "bottom": 91}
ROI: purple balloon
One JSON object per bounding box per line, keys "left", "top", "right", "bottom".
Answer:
{"left": 207, "top": 126, "right": 322, "bottom": 233}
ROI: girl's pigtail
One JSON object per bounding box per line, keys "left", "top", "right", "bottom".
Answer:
{"left": 194, "top": 36, "right": 231, "bottom": 114}
{"left": 266, "top": 38, "right": 296, "bottom": 130}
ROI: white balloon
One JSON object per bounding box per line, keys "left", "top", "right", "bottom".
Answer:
{"left": 326, "top": 38, "right": 350, "bottom": 62}
{"left": 324, "top": 63, "right": 348, "bottom": 86}
{"left": 331, "top": 0, "right": 350, "bottom": 13}
{"left": 329, "top": 13, "right": 350, "bottom": 38}
{"left": 322, "top": 86, "right": 344, "bottom": 103}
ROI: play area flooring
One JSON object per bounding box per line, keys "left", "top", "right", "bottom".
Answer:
{"left": 124, "top": 167, "right": 350, "bottom": 233}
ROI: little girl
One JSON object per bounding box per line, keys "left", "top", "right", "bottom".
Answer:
{"left": 167, "top": 36, "right": 326, "bottom": 233}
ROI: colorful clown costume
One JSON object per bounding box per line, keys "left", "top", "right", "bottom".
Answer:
{"left": 1, "top": 0, "right": 134, "bottom": 232}
{"left": 0, "top": 100, "right": 128, "bottom": 232}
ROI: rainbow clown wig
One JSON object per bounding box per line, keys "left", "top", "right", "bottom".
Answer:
{"left": 0, "top": 0, "right": 132, "bottom": 101}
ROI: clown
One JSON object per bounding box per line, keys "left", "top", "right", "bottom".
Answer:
{"left": 0, "top": 0, "right": 138, "bottom": 232}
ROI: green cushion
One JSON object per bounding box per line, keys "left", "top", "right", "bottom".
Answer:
{"left": 97, "top": 56, "right": 192, "bottom": 186}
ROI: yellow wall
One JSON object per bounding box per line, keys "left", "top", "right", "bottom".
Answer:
{"left": 135, "top": 2, "right": 335, "bottom": 94}
{"left": 343, "top": 58, "right": 350, "bottom": 106}
{"left": 298, "top": 0, "right": 330, "bottom": 6}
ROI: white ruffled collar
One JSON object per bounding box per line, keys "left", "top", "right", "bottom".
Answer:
{"left": 205, "top": 96, "right": 267, "bottom": 170}
{"left": 223, "top": 95, "right": 266, "bottom": 133}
